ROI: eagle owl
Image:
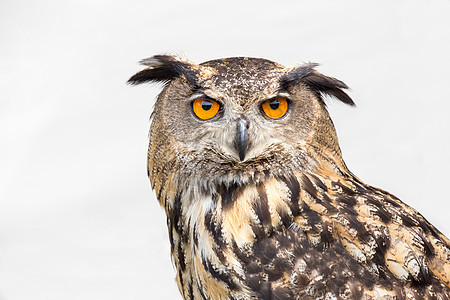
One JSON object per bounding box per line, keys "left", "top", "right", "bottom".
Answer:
{"left": 128, "top": 55, "right": 450, "bottom": 299}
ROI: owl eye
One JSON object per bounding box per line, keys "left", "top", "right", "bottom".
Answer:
{"left": 192, "top": 99, "right": 221, "bottom": 120}
{"left": 261, "top": 97, "right": 289, "bottom": 119}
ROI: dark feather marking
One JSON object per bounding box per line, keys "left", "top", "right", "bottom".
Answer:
{"left": 231, "top": 240, "right": 251, "bottom": 265}
{"left": 204, "top": 211, "right": 225, "bottom": 248}
{"left": 193, "top": 223, "right": 198, "bottom": 248}
{"left": 380, "top": 196, "right": 402, "bottom": 208}
{"left": 156, "top": 160, "right": 174, "bottom": 200}
{"left": 365, "top": 197, "right": 392, "bottom": 223}
{"left": 178, "top": 242, "right": 186, "bottom": 271}
{"left": 332, "top": 180, "right": 357, "bottom": 196}
{"left": 417, "top": 218, "right": 442, "bottom": 239}
{"left": 353, "top": 218, "right": 391, "bottom": 280}
{"left": 417, "top": 230, "right": 435, "bottom": 257}
{"left": 201, "top": 258, "right": 237, "bottom": 290}
{"left": 417, "top": 218, "right": 432, "bottom": 235}
{"left": 309, "top": 174, "right": 328, "bottom": 191}
{"left": 366, "top": 186, "right": 402, "bottom": 208}
{"left": 418, "top": 256, "right": 432, "bottom": 285}
{"left": 281, "top": 175, "right": 301, "bottom": 215}
{"left": 339, "top": 206, "right": 373, "bottom": 245}
{"left": 196, "top": 281, "right": 209, "bottom": 300}
{"left": 302, "top": 174, "right": 317, "bottom": 197}
{"left": 348, "top": 216, "right": 371, "bottom": 242}
{"left": 127, "top": 55, "right": 199, "bottom": 86}
{"left": 300, "top": 202, "right": 323, "bottom": 234}
{"left": 320, "top": 193, "right": 339, "bottom": 214}
{"left": 214, "top": 244, "right": 227, "bottom": 264}
{"left": 399, "top": 213, "right": 419, "bottom": 227}
{"left": 250, "top": 222, "right": 266, "bottom": 240}
{"left": 167, "top": 218, "right": 175, "bottom": 253}
{"left": 181, "top": 226, "right": 189, "bottom": 244}
{"left": 337, "top": 194, "right": 357, "bottom": 207}
{"left": 178, "top": 271, "right": 185, "bottom": 297}
{"left": 211, "top": 192, "right": 219, "bottom": 204}
{"left": 188, "top": 282, "right": 194, "bottom": 299}
{"left": 276, "top": 206, "right": 293, "bottom": 228}
{"left": 219, "top": 183, "right": 243, "bottom": 210}
{"left": 319, "top": 221, "right": 334, "bottom": 248}
{"left": 203, "top": 211, "right": 227, "bottom": 264}
{"left": 350, "top": 177, "right": 374, "bottom": 193}
{"left": 167, "top": 194, "right": 183, "bottom": 254}
{"left": 156, "top": 185, "right": 164, "bottom": 204}
{"left": 254, "top": 184, "right": 271, "bottom": 227}
{"left": 372, "top": 231, "right": 390, "bottom": 277}
{"left": 410, "top": 215, "right": 444, "bottom": 240}
{"left": 172, "top": 194, "right": 183, "bottom": 234}
{"left": 372, "top": 227, "right": 390, "bottom": 254}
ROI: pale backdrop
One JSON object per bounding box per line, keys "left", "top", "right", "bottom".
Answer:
{"left": 1, "top": 1, "right": 449, "bottom": 299}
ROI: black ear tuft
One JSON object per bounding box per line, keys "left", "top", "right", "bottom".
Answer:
{"left": 127, "top": 55, "right": 199, "bottom": 86}
{"left": 280, "top": 64, "right": 355, "bottom": 106}
{"left": 279, "top": 63, "right": 319, "bottom": 89}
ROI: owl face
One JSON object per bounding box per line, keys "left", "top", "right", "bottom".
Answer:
{"left": 129, "top": 55, "right": 354, "bottom": 185}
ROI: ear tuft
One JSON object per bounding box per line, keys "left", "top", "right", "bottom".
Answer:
{"left": 127, "top": 55, "right": 198, "bottom": 86}
{"left": 280, "top": 63, "right": 355, "bottom": 106}
{"left": 279, "top": 63, "right": 319, "bottom": 89}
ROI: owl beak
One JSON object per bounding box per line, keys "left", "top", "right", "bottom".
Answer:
{"left": 235, "top": 118, "right": 249, "bottom": 161}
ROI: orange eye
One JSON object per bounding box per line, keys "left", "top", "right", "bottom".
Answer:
{"left": 192, "top": 99, "right": 221, "bottom": 120}
{"left": 262, "top": 97, "right": 288, "bottom": 119}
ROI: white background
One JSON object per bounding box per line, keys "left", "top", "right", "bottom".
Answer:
{"left": 1, "top": 1, "right": 449, "bottom": 299}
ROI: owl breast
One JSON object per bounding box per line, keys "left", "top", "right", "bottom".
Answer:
{"left": 161, "top": 171, "right": 450, "bottom": 299}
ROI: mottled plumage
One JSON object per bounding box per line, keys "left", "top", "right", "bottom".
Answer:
{"left": 129, "top": 55, "right": 450, "bottom": 299}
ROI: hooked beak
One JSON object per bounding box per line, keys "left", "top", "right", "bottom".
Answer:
{"left": 235, "top": 118, "right": 249, "bottom": 161}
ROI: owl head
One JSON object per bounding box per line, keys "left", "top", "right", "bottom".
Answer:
{"left": 128, "top": 55, "right": 354, "bottom": 191}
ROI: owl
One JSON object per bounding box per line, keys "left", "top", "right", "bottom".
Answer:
{"left": 128, "top": 55, "right": 450, "bottom": 299}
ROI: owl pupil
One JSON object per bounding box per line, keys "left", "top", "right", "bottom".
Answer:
{"left": 269, "top": 99, "right": 280, "bottom": 110}
{"left": 202, "top": 100, "right": 212, "bottom": 111}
